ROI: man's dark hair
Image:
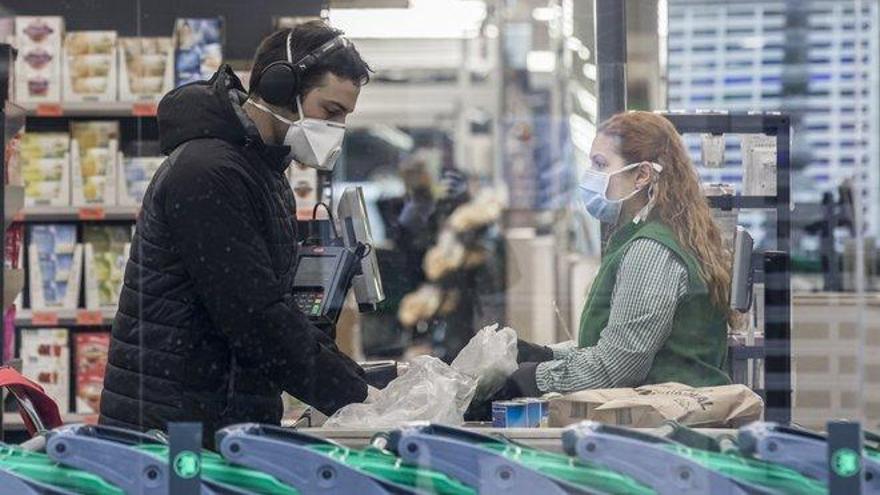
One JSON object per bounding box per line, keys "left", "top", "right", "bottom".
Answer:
{"left": 249, "top": 21, "right": 371, "bottom": 103}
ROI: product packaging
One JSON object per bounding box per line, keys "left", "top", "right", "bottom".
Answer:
{"left": 71, "top": 121, "right": 118, "bottom": 206}
{"left": 83, "top": 225, "right": 131, "bottom": 309}
{"left": 62, "top": 31, "right": 117, "bottom": 102}
{"left": 74, "top": 332, "right": 109, "bottom": 414}
{"left": 118, "top": 37, "right": 174, "bottom": 101}
{"left": 15, "top": 16, "right": 64, "bottom": 102}
{"left": 547, "top": 382, "right": 764, "bottom": 429}
{"left": 118, "top": 156, "right": 163, "bottom": 205}
{"left": 741, "top": 134, "right": 777, "bottom": 196}
{"left": 19, "top": 328, "right": 70, "bottom": 413}
{"left": 20, "top": 132, "right": 70, "bottom": 207}
{"left": 173, "top": 18, "right": 223, "bottom": 87}
{"left": 492, "top": 400, "right": 528, "bottom": 428}
{"left": 28, "top": 224, "right": 82, "bottom": 310}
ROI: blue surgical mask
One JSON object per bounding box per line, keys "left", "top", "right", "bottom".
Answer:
{"left": 579, "top": 162, "right": 662, "bottom": 224}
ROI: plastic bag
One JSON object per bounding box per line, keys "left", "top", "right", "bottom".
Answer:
{"left": 324, "top": 323, "right": 518, "bottom": 428}
{"left": 451, "top": 323, "right": 518, "bottom": 402}
{"left": 324, "top": 355, "right": 476, "bottom": 428}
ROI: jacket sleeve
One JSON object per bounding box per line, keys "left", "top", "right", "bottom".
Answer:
{"left": 161, "top": 147, "right": 367, "bottom": 415}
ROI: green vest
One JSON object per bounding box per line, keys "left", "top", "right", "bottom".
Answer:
{"left": 578, "top": 220, "right": 730, "bottom": 387}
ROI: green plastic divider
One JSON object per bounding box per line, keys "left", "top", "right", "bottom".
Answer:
{"left": 309, "top": 444, "right": 477, "bottom": 495}
{"left": 480, "top": 442, "right": 655, "bottom": 495}
{"left": 136, "top": 444, "right": 298, "bottom": 495}
{"left": 665, "top": 445, "right": 827, "bottom": 495}
{"left": 0, "top": 444, "right": 124, "bottom": 495}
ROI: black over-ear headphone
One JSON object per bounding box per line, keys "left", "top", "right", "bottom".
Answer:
{"left": 256, "top": 29, "right": 351, "bottom": 107}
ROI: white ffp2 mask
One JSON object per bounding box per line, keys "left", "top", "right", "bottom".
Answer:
{"left": 249, "top": 97, "right": 346, "bottom": 171}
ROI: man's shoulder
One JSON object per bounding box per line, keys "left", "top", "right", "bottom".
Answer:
{"left": 153, "top": 138, "right": 258, "bottom": 204}
{"left": 172, "top": 137, "right": 249, "bottom": 169}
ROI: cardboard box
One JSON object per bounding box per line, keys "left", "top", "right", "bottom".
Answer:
{"left": 173, "top": 18, "right": 223, "bottom": 87}
{"left": 28, "top": 224, "right": 82, "bottom": 310}
{"left": 21, "top": 133, "right": 70, "bottom": 207}
{"left": 74, "top": 332, "right": 109, "bottom": 414}
{"left": 117, "top": 155, "right": 163, "bottom": 205}
{"left": 71, "top": 121, "right": 119, "bottom": 206}
{"left": 118, "top": 37, "right": 174, "bottom": 101}
{"left": 62, "top": 31, "right": 117, "bottom": 102}
{"left": 547, "top": 382, "right": 764, "bottom": 428}
{"left": 19, "top": 328, "right": 70, "bottom": 413}
{"left": 15, "top": 16, "right": 64, "bottom": 102}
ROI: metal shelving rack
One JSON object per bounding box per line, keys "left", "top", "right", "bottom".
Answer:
{"left": 661, "top": 111, "right": 792, "bottom": 424}
{"left": 0, "top": 43, "right": 27, "bottom": 441}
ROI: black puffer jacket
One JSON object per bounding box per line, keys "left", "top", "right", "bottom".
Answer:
{"left": 99, "top": 66, "right": 367, "bottom": 440}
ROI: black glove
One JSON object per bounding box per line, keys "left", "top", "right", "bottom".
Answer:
{"left": 516, "top": 339, "right": 554, "bottom": 364}
{"left": 464, "top": 362, "right": 542, "bottom": 422}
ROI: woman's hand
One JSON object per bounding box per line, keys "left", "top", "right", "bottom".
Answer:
{"left": 463, "top": 362, "right": 542, "bottom": 421}
{"left": 517, "top": 339, "right": 554, "bottom": 364}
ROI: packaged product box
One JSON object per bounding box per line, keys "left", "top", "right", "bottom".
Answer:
{"left": 117, "top": 156, "right": 163, "bottom": 205}
{"left": 83, "top": 225, "right": 131, "bottom": 309}
{"left": 173, "top": 18, "right": 223, "bottom": 87}
{"left": 546, "top": 382, "right": 764, "bottom": 429}
{"left": 20, "top": 132, "right": 70, "bottom": 207}
{"left": 741, "top": 134, "right": 777, "bottom": 197}
{"left": 74, "top": 332, "right": 109, "bottom": 414}
{"left": 118, "top": 37, "right": 174, "bottom": 101}
{"left": 62, "top": 31, "right": 117, "bottom": 102}
{"left": 288, "top": 162, "right": 318, "bottom": 219}
{"left": 15, "top": 16, "right": 64, "bottom": 102}
{"left": 28, "top": 224, "right": 82, "bottom": 310}
{"left": 19, "top": 328, "right": 70, "bottom": 413}
{"left": 70, "top": 121, "right": 118, "bottom": 206}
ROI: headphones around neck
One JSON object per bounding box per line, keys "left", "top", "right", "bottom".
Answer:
{"left": 255, "top": 29, "right": 350, "bottom": 107}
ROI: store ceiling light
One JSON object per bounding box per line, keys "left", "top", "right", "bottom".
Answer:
{"left": 329, "top": 0, "right": 486, "bottom": 38}
{"left": 527, "top": 51, "right": 556, "bottom": 73}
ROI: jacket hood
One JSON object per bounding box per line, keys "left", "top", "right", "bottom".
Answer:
{"left": 158, "top": 65, "right": 257, "bottom": 155}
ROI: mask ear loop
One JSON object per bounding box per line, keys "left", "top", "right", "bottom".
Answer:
{"left": 633, "top": 162, "right": 663, "bottom": 224}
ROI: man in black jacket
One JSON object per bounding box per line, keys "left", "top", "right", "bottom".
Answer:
{"left": 100, "top": 22, "right": 371, "bottom": 442}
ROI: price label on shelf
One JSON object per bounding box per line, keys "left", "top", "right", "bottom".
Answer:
{"left": 76, "top": 310, "right": 104, "bottom": 326}
{"left": 78, "top": 207, "right": 106, "bottom": 220}
{"left": 32, "top": 311, "right": 59, "bottom": 326}
{"left": 131, "top": 102, "right": 158, "bottom": 117}
{"left": 35, "top": 103, "right": 63, "bottom": 117}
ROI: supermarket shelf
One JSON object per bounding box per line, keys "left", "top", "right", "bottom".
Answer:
{"left": 4, "top": 185, "right": 24, "bottom": 228}
{"left": 17, "top": 205, "right": 139, "bottom": 222}
{"left": 3, "top": 412, "right": 96, "bottom": 431}
{"left": 3, "top": 268, "right": 23, "bottom": 309}
{"left": 15, "top": 308, "right": 116, "bottom": 327}
{"left": 17, "top": 101, "right": 158, "bottom": 118}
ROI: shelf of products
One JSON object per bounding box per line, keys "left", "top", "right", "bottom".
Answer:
{"left": 18, "top": 101, "right": 159, "bottom": 118}
{"left": 15, "top": 308, "right": 116, "bottom": 327}
{"left": 17, "top": 205, "right": 138, "bottom": 222}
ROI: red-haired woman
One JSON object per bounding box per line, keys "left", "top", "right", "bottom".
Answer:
{"left": 472, "top": 111, "right": 736, "bottom": 416}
